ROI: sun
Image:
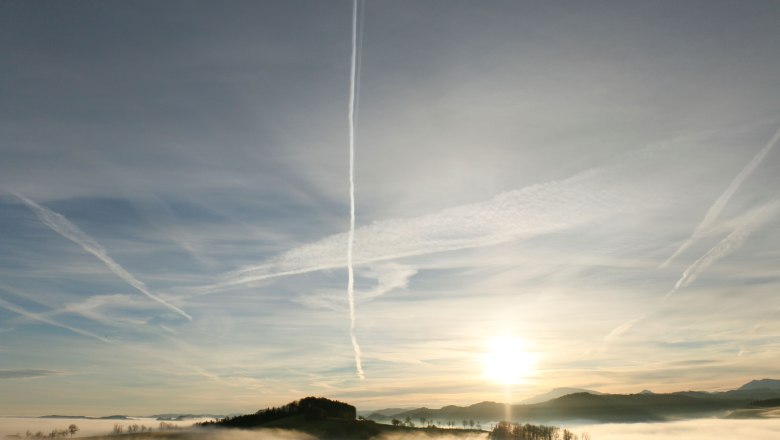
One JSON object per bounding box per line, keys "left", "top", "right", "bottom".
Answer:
{"left": 482, "top": 336, "right": 537, "bottom": 385}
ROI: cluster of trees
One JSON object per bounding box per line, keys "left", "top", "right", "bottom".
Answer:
{"left": 7, "top": 425, "right": 79, "bottom": 439}
{"left": 198, "top": 397, "right": 356, "bottom": 428}
{"left": 389, "top": 417, "right": 481, "bottom": 430}
{"left": 111, "top": 424, "right": 153, "bottom": 434}
{"left": 490, "top": 421, "right": 591, "bottom": 440}
{"left": 110, "top": 422, "right": 178, "bottom": 435}
{"left": 157, "top": 422, "right": 180, "bottom": 431}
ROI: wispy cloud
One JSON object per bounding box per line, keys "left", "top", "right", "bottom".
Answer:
{"left": 0, "top": 369, "right": 61, "bottom": 380}
{"left": 662, "top": 127, "right": 780, "bottom": 267}
{"left": 666, "top": 201, "right": 780, "bottom": 299}
{"left": 292, "top": 263, "right": 417, "bottom": 311}
{"left": 197, "top": 162, "right": 637, "bottom": 294}
{"left": 0, "top": 279, "right": 152, "bottom": 330}
{"left": 603, "top": 315, "right": 645, "bottom": 344}
{"left": 49, "top": 293, "right": 155, "bottom": 328}
{"left": 0, "top": 295, "right": 111, "bottom": 343}
{"left": 9, "top": 191, "right": 192, "bottom": 321}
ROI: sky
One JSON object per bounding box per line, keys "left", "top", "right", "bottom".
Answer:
{"left": 1, "top": 0, "right": 779, "bottom": 416}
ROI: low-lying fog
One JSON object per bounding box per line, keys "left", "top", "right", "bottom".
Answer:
{"left": 572, "top": 418, "right": 780, "bottom": 440}
{"left": 2, "top": 417, "right": 780, "bottom": 440}
{"left": 0, "top": 417, "right": 213, "bottom": 438}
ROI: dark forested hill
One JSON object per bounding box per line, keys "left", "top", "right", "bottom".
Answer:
{"left": 198, "top": 397, "right": 356, "bottom": 428}
{"left": 195, "top": 397, "right": 485, "bottom": 440}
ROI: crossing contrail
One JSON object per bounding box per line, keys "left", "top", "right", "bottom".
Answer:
{"left": 665, "top": 201, "right": 779, "bottom": 300}
{"left": 10, "top": 191, "right": 193, "bottom": 321}
{"left": 0, "top": 295, "right": 111, "bottom": 343}
{"left": 347, "top": 0, "right": 365, "bottom": 380}
{"left": 661, "top": 127, "right": 780, "bottom": 268}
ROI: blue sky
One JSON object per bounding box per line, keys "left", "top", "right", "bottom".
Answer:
{"left": 1, "top": 0, "right": 780, "bottom": 415}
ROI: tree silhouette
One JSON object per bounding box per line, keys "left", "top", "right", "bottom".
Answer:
{"left": 67, "top": 425, "right": 78, "bottom": 439}
{"left": 489, "top": 421, "right": 591, "bottom": 440}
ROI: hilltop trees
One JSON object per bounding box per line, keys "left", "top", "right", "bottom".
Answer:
{"left": 198, "top": 397, "right": 356, "bottom": 428}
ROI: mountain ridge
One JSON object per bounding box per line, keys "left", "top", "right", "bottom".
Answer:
{"left": 521, "top": 387, "right": 603, "bottom": 404}
{"left": 368, "top": 379, "right": 780, "bottom": 424}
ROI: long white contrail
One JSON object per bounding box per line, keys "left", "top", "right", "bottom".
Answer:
{"left": 11, "top": 192, "right": 193, "bottom": 321}
{"left": 665, "top": 201, "right": 779, "bottom": 300}
{"left": 661, "top": 127, "right": 780, "bottom": 267}
{"left": 347, "top": 0, "right": 365, "bottom": 380}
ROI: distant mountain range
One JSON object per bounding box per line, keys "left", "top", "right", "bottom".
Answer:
{"left": 38, "top": 413, "right": 224, "bottom": 421}
{"left": 150, "top": 414, "right": 225, "bottom": 421}
{"left": 366, "top": 379, "right": 780, "bottom": 424}
{"left": 520, "top": 387, "right": 603, "bottom": 404}
{"left": 738, "top": 379, "right": 780, "bottom": 391}
{"left": 39, "top": 415, "right": 134, "bottom": 420}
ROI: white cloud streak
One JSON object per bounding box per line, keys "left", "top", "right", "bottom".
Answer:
{"left": 665, "top": 201, "right": 780, "bottom": 299}
{"left": 0, "top": 369, "right": 61, "bottom": 380}
{"left": 603, "top": 315, "right": 645, "bottom": 344}
{"left": 347, "top": 0, "right": 365, "bottom": 380}
{"left": 661, "top": 127, "right": 780, "bottom": 267}
{"left": 196, "top": 164, "right": 635, "bottom": 294}
{"left": 10, "top": 191, "right": 192, "bottom": 321}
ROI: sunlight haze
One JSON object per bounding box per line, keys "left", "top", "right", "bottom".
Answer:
{"left": 1, "top": 0, "right": 779, "bottom": 423}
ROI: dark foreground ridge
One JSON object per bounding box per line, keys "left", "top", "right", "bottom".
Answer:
{"left": 195, "top": 397, "right": 485, "bottom": 439}
{"left": 16, "top": 398, "right": 589, "bottom": 440}
{"left": 191, "top": 397, "right": 589, "bottom": 440}
{"left": 198, "top": 397, "right": 357, "bottom": 428}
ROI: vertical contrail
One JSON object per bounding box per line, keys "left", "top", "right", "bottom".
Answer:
{"left": 661, "top": 126, "right": 780, "bottom": 268}
{"left": 347, "top": 0, "right": 365, "bottom": 379}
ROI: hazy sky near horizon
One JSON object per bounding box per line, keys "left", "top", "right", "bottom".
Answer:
{"left": 1, "top": 0, "right": 780, "bottom": 415}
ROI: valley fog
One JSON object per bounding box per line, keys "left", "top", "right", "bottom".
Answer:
{"left": 573, "top": 418, "right": 780, "bottom": 440}
{"left": 3, "top": 417, "right": 780, "bottom": 440}
{"left": 0, "top": 417, "right": 213, "bottom": 438}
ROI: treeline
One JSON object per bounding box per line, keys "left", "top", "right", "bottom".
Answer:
{"left": 5, "top": 425, "right": 78, "bottom": 439}
{"left": 490, "top": 421, "right": 591, "bottom": 440}
{"left": 197, "top": 397, "right": 356, "bottom": 428}
{"left": 110, "top": 422, "right": 178, "bottom": 434}
{"left": 388, "top": 417, "right": 481, "bottom": 430}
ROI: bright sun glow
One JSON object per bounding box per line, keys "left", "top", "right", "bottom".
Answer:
{"left": 482, "top": 336, "right": 537, "bottom": 385}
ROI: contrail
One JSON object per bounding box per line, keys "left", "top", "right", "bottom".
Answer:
{"left": 661, "top": 127, "right": 780, "bottom": 268}
{"left": 347, "top": 0, "right": 365, "bottom": 380}
{"left": 665, "top": 201, "right": 779, "bottom": 300}
{"left": 603, "top": 315, "right": 645, "bottom": 345}
{"left": 0, "top": 295, "right": 111, "bottom": 343}
{"left": 10, "top": 191, "right": 193, "bottom": 321}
